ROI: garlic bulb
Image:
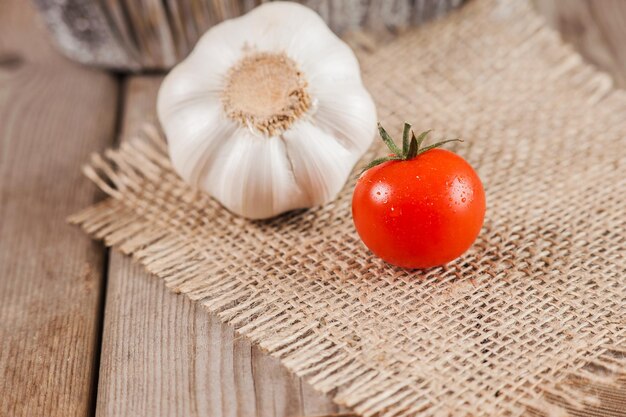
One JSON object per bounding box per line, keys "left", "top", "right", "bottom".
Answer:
{"left": 157, "top": 1, "right": 376, "bottom": 219}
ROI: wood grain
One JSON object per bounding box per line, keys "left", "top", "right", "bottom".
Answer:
{"left": 96, "top": 76, "right": 340, "bottom": 417}
{"left": 33, "top": 0, "right": 464, "bottom": 71}
{"left": 0, "top": 1, "right": 119, "bottom": 416}
{"left": 535, "top": 0, "right": 626, "bottom": 88}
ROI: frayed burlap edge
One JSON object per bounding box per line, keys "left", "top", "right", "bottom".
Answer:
{"left": 69, "top": 129, "right": 625, "bottom": 417}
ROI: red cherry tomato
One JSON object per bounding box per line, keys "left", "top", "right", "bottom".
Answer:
{"left": 352, "top": 145, "right": 485, "bottom": 269}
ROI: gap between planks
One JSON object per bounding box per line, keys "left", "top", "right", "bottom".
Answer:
{"left": 95, "top": 75, "right": 344, "bottom": 417}
{"left": 0, "top": 1, "right": 119, "bottom": 416}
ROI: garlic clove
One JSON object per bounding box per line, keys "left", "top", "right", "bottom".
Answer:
{"left": 189, "top": 18, "right": 258, "bottom": 71}
{"left": 202, "top": 129, "right": 305, "bottom": 219}
{"left": 296, "top": 35, "right": 362, "bottom": 85}
{"left": 158, "top": 93, "right": 238, "bottom": 185}
{"left": 311, "top": 82, "right": 377, "bottom": 155}
{"left": 232, "top": 2, "right": 331, "bottom": 52}
{"left": 282, "top": 121, "right": 354, "bottom": 205}
{"left": 161, "top": 59, "right": 225, "bottom": 101}
{"left": 258, "top": 7, "right": 362, "bottom": 80}
{"left": 251, "top": 5, "right": 362, "bottom": 83}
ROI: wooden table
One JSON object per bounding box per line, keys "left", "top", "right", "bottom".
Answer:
{"left": 1, "top": 1, "right": 625, "bottom": 416}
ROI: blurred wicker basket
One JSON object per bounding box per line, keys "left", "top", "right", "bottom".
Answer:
{"left": 33, "top": 0, "right": 464, "bottom": 72}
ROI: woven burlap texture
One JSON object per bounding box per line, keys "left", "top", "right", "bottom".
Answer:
{"left": 70, "top": 0, "right": 626, "bottom": 415}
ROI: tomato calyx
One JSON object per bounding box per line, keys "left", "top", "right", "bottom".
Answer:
{"left": 360, "top": 122, "right": 462, "bottom": 174}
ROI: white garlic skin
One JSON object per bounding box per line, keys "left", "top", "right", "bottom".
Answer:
{"left": 157, "top": 1, "right": 377, "bottom": 219}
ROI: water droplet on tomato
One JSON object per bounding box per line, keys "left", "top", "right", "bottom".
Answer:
{"left": 462, "top": 197, "right": 466, "bottom": 203}
{"left": 371, "top": 183, "right": 391, "bottom": 204}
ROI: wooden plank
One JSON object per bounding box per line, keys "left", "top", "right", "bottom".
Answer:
{"left": 0, "top": 1, "right": 119, "bottom": 416}
{"left": 96, "top": 75, "right": 340, "bottom": 417}
{"left": 535, "top": 0, "right": 626, "bottom": 88}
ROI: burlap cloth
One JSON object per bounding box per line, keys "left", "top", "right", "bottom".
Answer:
{"left": 70, "top": 0, "right": 626, "bottom": 415}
